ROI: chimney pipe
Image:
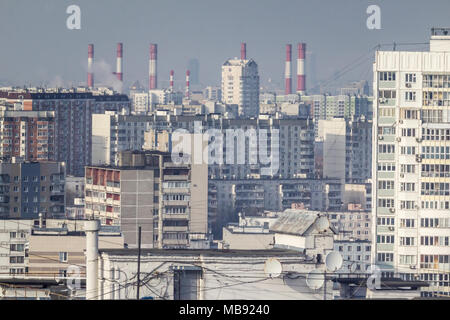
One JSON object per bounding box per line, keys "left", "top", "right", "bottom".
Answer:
{"left": 241, "top": 42, "right": 247, "bottom": 60}
{"left": 185, "top": 70, "right": 190, "bottom": 98}
{"left": 88, "top": 44, "right": 94, "bottom": 88}
{"left": 85, "top": 220, "right": 100, "bottom": 300}
{"left": 297, "top": 43, "right": 306, "bottom": 95}
{"left": 149, "top": 44, "right": 157, "bottom": 90}
{"left": 285, "top": 44, "right": 292, "bottom": 95}
{"left": 116, "top": 43, "right": 123, "bottom": 82}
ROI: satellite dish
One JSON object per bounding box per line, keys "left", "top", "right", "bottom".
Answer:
{"left": 349, "top": 263, "right": 357, "bottom": 273}
{"left": 306, "top": 269, "right": 325, "bottom": 290}
{"left": 315, "top": 216, "right": 330, "bottom": 232}
{"left": 264, "top": 258, "right": 282, "bottom": 278}
{"left": 325, "top": 251, "right": 343, "bottom": 272}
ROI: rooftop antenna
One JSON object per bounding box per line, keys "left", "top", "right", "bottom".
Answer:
{"left": 325, "top": 251, "right": 343, "bottom": 272}
{"left": 264, "top": 258, "right": 282, "bottom": 278}
{"left": 306, "top": 269, "right": 324, "bottom": 290}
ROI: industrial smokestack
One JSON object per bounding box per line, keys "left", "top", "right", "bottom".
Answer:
{"left": 88, "top": 44, "right": 94, "bottom": 88}
{"left": 241, "top": 42, "right": 247, "bottom": 60}
{"left": 285, "top": 44, "right": 292, "bottom": 95}
{"left": 85, "top": 220, "right": 100, "bottom": 300}
{"left": 169, "top": 70, "right": 174, "bottom": 91}
{"left": 149, "top": 44, "right": 157, "bottom": 90}
{"left": 185, "top": 70, "right": 190, "bottom": 98}
{"left": 116, "top": 43, "right": 123, "bottom": 82}
{"left": 297, "top": 43, "right": 306, "bottom": 95}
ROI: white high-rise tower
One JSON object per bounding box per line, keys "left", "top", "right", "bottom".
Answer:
{"left": 372, "top": 28, "right": 450, "bottom": 297}
{"left": 221, "top": 47, "right": 259, "bottom": 118}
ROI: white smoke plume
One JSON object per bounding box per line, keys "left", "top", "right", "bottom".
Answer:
{"left": 92, "top": 59, "right": 123, "bottom": 93}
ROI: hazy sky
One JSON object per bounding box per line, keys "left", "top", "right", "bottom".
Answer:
{"left": 1, "top": 0, "right": 450, "bottom": 89}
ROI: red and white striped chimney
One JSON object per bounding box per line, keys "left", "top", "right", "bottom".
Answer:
{"left": 297, "top": 43, "right": 306, "bottom": 95}
{"left": 185, "top": 70, "right": 190, "bottom": 98}
{"left": 169, "top": 70, "right": 174, "bottom": 91}
{"left": 88, "top": 44, "right": 94, "bottom": 88}
{"left": 149, "top": 44, "right": 157, "bottom": 90}
{"left": 285, "top": 44, "right": 292, "bottom": 95}
{"left": 241, "top": 42, "right": 247, "bottom": 60}
{"left": 116, "top": 43, "right": 123, "bottom": 82}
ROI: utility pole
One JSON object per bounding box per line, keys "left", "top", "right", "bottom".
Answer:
{"left": 137, "top": 226, "right": 142, "bottom": 300}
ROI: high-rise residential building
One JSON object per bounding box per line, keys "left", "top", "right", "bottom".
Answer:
{"left": 0, "top": 159, "right": 65, "bottom": 219}
{"left": 203, "top": 86, "right": 222, "bottom": 102}
{"left": 301, "top": 94, "right": 372, "bottom": 137}
{"left": 131, "top": 92, "right": 150, "bottom": 114}
{"left": 317, "top": 116, "right": 372, "bottom": 184}
{"left": 91, "top": 112, "right": 152, "bottom": 166}
{"left": 85, "top": 150, "right": 208, "bottom": 249}
{"left": 221, "top": 58, "right": 259, "bottom": 118}
{"left": 0, "top": 110, "right": 56, "bottom": 162}
{"left": 372, "top": 28, "right": 450, "bottom": 297}
{"left": 0, "top": 89, "right": 129, "bottom": 176}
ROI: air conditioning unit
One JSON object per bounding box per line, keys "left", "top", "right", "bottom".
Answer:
{"left": 406, "top": 83, "right": 412, "bottom": 88}
{"left": 396, "top": 137, "right": 401, "bottom": 142}
{"left": 389, "top": 208, "right": 395, "bottom": 213}
{"left": 416, "top": 138, "right": 422, "bottom": 143}
{"left": 400, "top": 173, "right": 405, "bottom": 178}
{"left": 410, "top": 265, "right": 416, "bottom": 269}
{"left": 388, "top": 226, "right": 395, "bottom": 231}
{"left": 378, "top": 136, "right": 384, "bottom": 140}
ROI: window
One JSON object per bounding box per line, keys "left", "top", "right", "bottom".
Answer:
{"left": 405, "top": 73, "right": 416, "bottom": 83}
{"left": 379, "top": 72, "right": 396, "bottom": 81}
{"left": 378, "top": 126, "right": 395, "bottom": 135}
{"left": 377, "top": 235, "right": 395, "bottom": 244}
{"left": 378, "top": 198, "right": 395, "bottom": 208}
{"left": 401, "top": 128, "right": 416, "bottom": 137}
{"left": 400, "top": 237, "right": 415, "bottom": 246}
{"left": 59, "top": 252, "right": 68, "bottom": 263}
{"left": 378, "top": 180, "right": 395, "bottom": 190}
{"left": 9, "top": 256, "right": 25, "bottom": 264}
{"left": 378, "top": 144, "right": 395, "bottom": 154}
{"left": 377, "top": 252, "right": 394, "bottom": 262}
{"left": 405, "top": 91, "right": 416, "bottom": 102}
{"left": 377, "top": 163, "right": 396, "bottom": 172}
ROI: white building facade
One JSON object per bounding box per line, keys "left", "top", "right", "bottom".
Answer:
{"left": 221, "top": 59, "right": 259, "bottom": 118}
{"left": 372, "top": 28, "right": 450, "bottom": 297}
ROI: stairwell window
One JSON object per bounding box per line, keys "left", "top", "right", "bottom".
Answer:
{"left": 405, "top": 91, "right": 416, "bottom": 102}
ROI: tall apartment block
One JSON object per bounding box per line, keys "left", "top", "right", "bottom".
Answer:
{"left": 317, "top": 116, "right": 372, "bottom": 184}
{"left": 221, "top": 58, "right": 259, "bottom": 118}
{"left": 0, "top": 90, "right": 129, "bottom": 176}
{"left": 373, "top": 28, "right": 450, "bottom": 297}
{"left": 0, "top": 110, "right": 56, "bottom": 161}
{"left": 91, "top": 112, "right": 152, "bottom": 166}
{"left": 0, "top": 159, "right": 65, "bottom": 219}
{"left": 301, "top": 94, "right": 372, "bottom": 137}
{"left": 144, "top": 114, "right": 315, "bottom": 179}
{"left": 85, "top": 150, "right": 208, "bottom": 249}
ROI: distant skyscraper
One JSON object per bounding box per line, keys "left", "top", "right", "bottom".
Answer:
{"left": 188, "top": 58, "right": 200, "bottom": 85}
{"left": 306, "top": 51, "right": 317, "bottom": 94}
